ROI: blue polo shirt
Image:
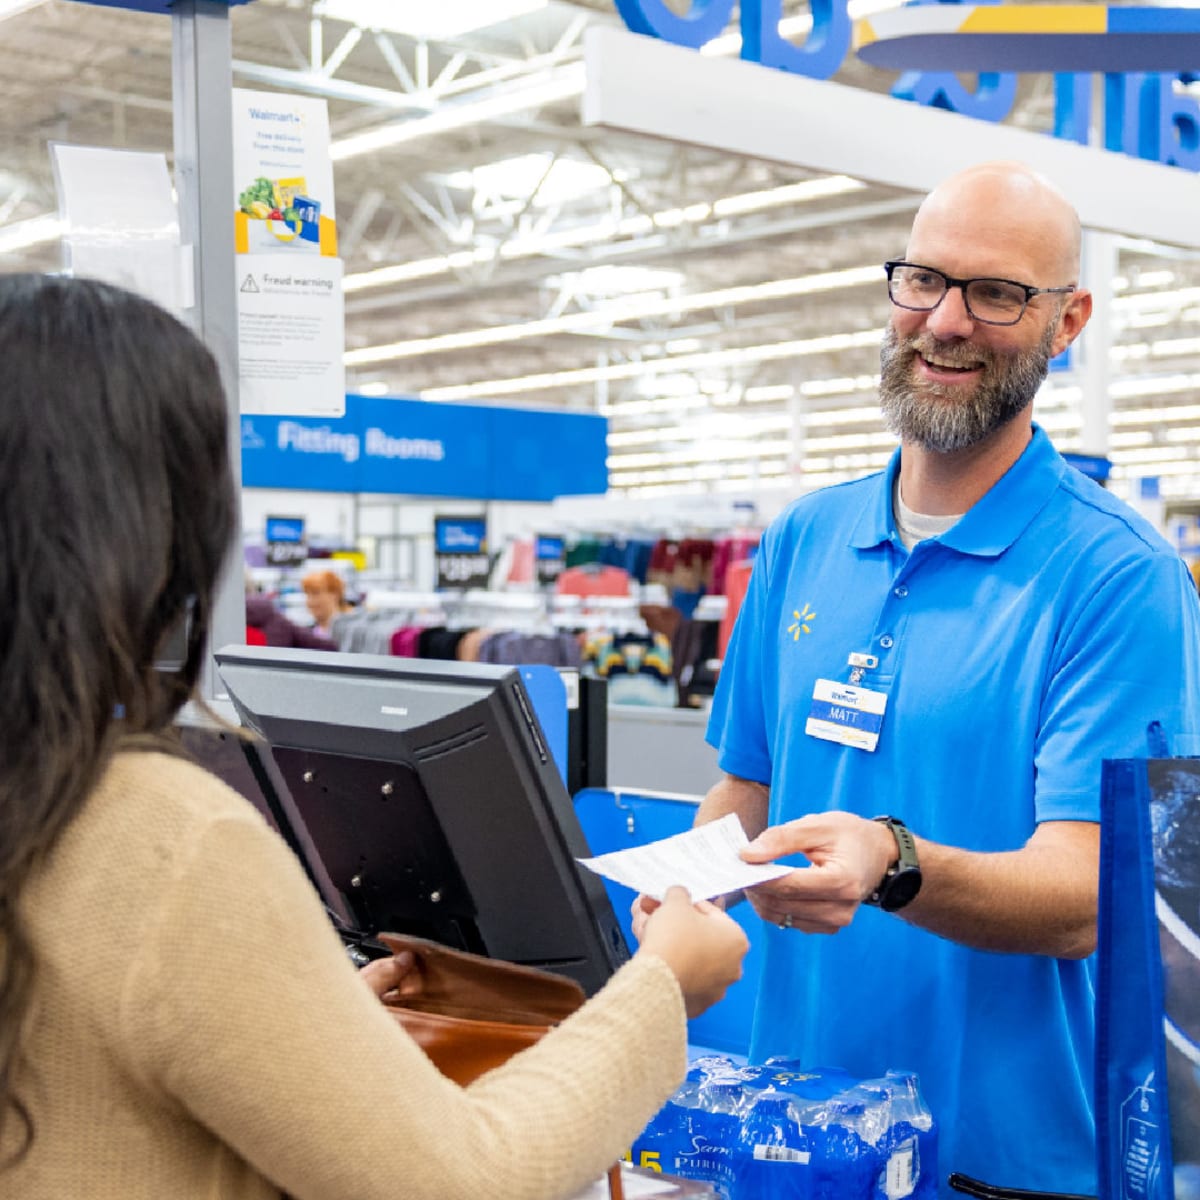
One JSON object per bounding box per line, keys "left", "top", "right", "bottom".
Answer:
{"left": 708, "top": 425, "right": 1200, "bottom": 1194}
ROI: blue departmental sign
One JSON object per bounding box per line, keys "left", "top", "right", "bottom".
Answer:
{"left": 240, "top": 395, "right": 608, "bottom": 501}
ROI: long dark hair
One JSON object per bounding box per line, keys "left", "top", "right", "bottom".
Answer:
{"left": 0, "top": 273, "right": 236, "bottom": 1161}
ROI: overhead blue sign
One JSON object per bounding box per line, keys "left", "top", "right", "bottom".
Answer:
{"left": 614, "top": 0, "right": 849, "bottom": 78}
{"left": 240, "top": 395, "right": 608, "bottom": 502}
{"left": 68, "top": 0, "right": 250, "bottom": 10}
{"left": 68, "top": 0, "right": 251, "bottom": 12}
{"left": 612, "top": 0, "right": 1200, "bottom": 175}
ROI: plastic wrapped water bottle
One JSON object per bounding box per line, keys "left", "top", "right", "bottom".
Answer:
{"left": 631, "top": 1073, "right": 745, "bottom": 1198}
{"left": 808, "top": 1100, "right": 881, "bottom": 1200}
{"left": 732, "top": 1093, "right": 814, "bottom": 1200}
{"left": 876, "top": 1072, "right": 937, "bottom": 1200}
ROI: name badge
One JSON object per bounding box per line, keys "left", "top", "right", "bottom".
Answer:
{"left": 806, "top": 678, "right": 888, "bottom": 752}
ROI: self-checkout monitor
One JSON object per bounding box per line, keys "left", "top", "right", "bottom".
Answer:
{"left": 214, "top": 645, "right": 628, "bottom": 996}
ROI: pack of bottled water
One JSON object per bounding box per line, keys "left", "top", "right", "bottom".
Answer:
{"left": 628, "top": 1055, "right": 937, "bottom": 1200}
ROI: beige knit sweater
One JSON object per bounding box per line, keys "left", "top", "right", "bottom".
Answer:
{"left": 5, "top": 751, "right": 688, "bottom": 1199}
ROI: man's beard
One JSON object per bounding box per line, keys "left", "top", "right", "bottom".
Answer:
{"left": 878, "top": 320, "right": 1056, "bottom": 453}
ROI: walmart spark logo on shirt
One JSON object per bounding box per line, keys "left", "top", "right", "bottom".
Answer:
{"left": 787, "top": 603, "right": 816, "bottom": 641}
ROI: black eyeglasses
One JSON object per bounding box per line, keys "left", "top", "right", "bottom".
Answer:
{"left": 883, "top": 261, "right": 1076, "bottom": 327}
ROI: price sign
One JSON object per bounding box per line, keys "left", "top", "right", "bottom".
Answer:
{"left": 266, "top": 515, "right": 307, "bottom": 566}
{"left": 434, "top": 515, "right": 489, "bottom": 591}
{"left": 535, "top": 533, "right": 565, "bottom": 586}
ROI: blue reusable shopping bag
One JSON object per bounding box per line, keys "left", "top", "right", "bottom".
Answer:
{"left": 1098, "top": 753, "right": 1200, "bottom": 1200}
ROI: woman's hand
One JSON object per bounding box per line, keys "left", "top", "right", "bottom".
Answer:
{"left": 633, "top": 886, "right": 749, "bottom": 1018}
{"left": 358, "top": 950, "right": 416, "bottom": 1003}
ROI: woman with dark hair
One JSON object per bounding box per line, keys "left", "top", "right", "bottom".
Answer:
{"left": 0, "top": 274, "right": 748, "bottom": 1200}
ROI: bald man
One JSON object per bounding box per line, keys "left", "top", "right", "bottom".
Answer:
{"left": 661, "top": 163, "right": 1200, "bottom": 1191}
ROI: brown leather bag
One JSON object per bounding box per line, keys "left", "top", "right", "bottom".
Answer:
{"left": 376, "top": 933, "right": 624, "bottom": 1199}
{"left": 376, "top": 932, "right": 587, "bottom": 1084}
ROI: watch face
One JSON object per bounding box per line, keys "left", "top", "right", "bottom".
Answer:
{"left": 880, "top": 867, "right": 923, "bottom": 912}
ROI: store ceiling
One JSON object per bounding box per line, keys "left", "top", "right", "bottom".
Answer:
{"left": 2, "top": 0, "right": 1200, "bottom": 506}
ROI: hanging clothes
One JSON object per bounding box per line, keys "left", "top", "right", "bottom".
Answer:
{"left": 711, "top": 534, "right": 761, "bottom": 595}
{"left": 582, "top": 630, "right": 674, "bottom": 707}
{"left": 719, "top": 560, "right": 755, "bottom": 659}
{"left": 477, "top": 630, "right": 582, "bottom": 668}
{"left": 555, "top": 564, "right": 631, "bottom": 598}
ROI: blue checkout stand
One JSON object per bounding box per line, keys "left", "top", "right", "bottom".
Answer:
{"left": 573, "top": 786, "right": 762, "bottom": 1057}
{"left": 521, "top": 664, "right": 760, "bottom": 1054}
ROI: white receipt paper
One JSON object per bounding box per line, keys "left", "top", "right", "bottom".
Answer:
{"left": 576, "top": 812, "right": 793, "bottom": 901}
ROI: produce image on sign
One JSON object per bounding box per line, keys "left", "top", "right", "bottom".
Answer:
{"left": 237, "top": 174, "right": 324, "bottom": 254}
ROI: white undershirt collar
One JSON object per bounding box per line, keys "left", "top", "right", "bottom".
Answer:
{"left": 892, "top": 475, "right": 963, "bottom": 551}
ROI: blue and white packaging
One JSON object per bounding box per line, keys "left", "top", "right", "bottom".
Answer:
{"left": 631, "top": 1056, "right": 937, "bottom": 1200}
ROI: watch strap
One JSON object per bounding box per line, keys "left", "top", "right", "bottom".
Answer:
{"left": 864, "top": 815, "right": 921, "bottom": 910}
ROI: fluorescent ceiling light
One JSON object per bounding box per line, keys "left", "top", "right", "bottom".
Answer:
{"left": 1108, "top": 431, "right": 1155, "bottom": 448}
{"left": 348, "top": 264, "right": 882, "bottom": 366}
{"left": 419, "top": 328, "right": 884, "bottom": 401}
{"left": 0, "top": 213, "right": 63, "bottom": 254}
{"left": 1132, "top": 270, "right": 1176, "bottom": 290}
{"left": 807, "top": 404, "right": 886, "bottom": 426}
{"left": 1114, "top": 286, "right": 1200, "bottom": 315}
{"left": 712, "top": 175, "right": 864, "bottom": 217}
{"left": 744, "top": 384, "right": 795, "bottom": 402}
{"left": 1036, "top": 385, "right": 1082, "bottom": 408}
{"left": 635, "top": 373, "right": 702, "bottom": 399}
{"left": 1111, "top": 374, "right": 1200, "bottom": 402}
{"left": 315, "top": 0, "right": 547, "bottom": 39}
{"left": 653, "top": 203, "right": 713, "bottom": 227}
{"left": 608, "top": 427, "right": 675, "bottom": 448}
{"left": 1112, "top": 399, "right": 1200, "bottom": 424}
{"left": 344, "top": 247, "right": 494, "bottom": 292}
{"left": 1110, "top": 447, "right": 1191, "bottom": 465}
{"left": 801, "top": 375, "right": 880, "bottom": 398}
{"left": 803, "top": 451, "right": 894, "bottom": 472}
{"left": 447, "top": 153, "right": 612, "bottom": 207}
{"left": 1124, "top": 312, "right": 1172, "bottom": 330}
{"left": 1149, "top": 337, "right": 1200, "bottom": 358}
{"left": 343, "top": 174, "right": 878, "bottom": 294}
{"left": 355, "top": 381, "right": 391, "bottom": 396}
{"left": 1165, "top": 426, "right": 1200, "bottom": 443}
{"left": 804, "top": 431, "right": 897, "bottom": 453}
{"left": 1111, "top": 460, "right": 1200, "bottom": 479}
{"left": 601, "top": 395, "right": 711, "bottom": 418}
{"left": 1033, "top": 411, "right": 1079, "bottom": 434}
{"left": 330, "top": 65, "right": 583, "bottom": 161}
{"left": 608, "top": 437, "right": 795, "bottom": 471}
{"left": 564, "top": 264, "right": 684, "bottom": 297}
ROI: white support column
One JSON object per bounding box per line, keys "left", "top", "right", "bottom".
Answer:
{"left": 1078, "top": 230, "right": 1116, "bottom": 458}
{"left": 173, "top": 0, "right": 244, "bottom": 707}
{"left": 788, "top": 390, "right": 807, "bottom": 492}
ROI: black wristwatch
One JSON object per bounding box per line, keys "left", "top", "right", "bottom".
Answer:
{"left": 863, "top": 816, "right": 922, "bottom": 912}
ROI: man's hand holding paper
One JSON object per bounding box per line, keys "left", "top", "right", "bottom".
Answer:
{"left": 576, "top": 812, "right": 793, "bottom": 902}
